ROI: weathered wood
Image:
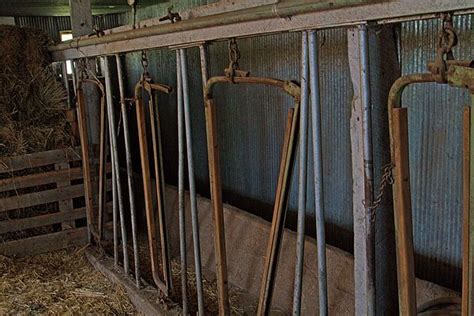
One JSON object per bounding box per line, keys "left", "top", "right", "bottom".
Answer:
{"left": 0, "top": 227, "right": 88, "bottom": 257}
{"left": 85, "top": 249, "right": 179, "bottom": 316}
{"left": 0, "top": 163, "right": 111, "bottom": 193}
{"left": 204, "top": 98, "right": 230, "bottom": 315}
{"left": 463, "top": 106, "right": 471, "bottom": 316}
{"left": 77, "top": 84, "right": 95, "bottom": 242}
{"left": 0, "top": 167, "right": 82, "bottom": 192}
{"left": 0, "top": 179, "right": 112, "bottom": 213}
{"left": 392, "top": 107, "right": 417, "bottom": 315}
{"left": 0, "top": 147, "right": 81, "bottom": 174}
{"left": 258, "top": 107, "right": 299, "bottom": 315}
{"left": 55, "top": 162, "right": 76, "bottom": 229}
{"left": 0, "top": 184, "right": 85, "bottom": 212}
{"left": 0, "top": 208, "right": 86, "bottom": 234}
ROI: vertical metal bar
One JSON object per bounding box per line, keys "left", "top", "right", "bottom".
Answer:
{"left": 97, "top": 79, "right": 107, "bottom": 241}
{"left": 102, "top": 56, "right": 130, "bottom": 275}
{"left": 359, "top": 24, "right": 376, "bottom": 316}
{"left": 61, "top": 61, "right": 71, "bottom": 108}
{"left": 181, "top": 48, "right": 205, "bottom": 315}
{"left": 71, "top": 61, "right": 78, "bottom": 95}
{"left": 176, "top": 49, "right": 189, "bottom": 315}
{"left": 463, "top": 106, "right": 471, "bottom": 316}
{"left": 116, "top": 54, "right": 141, "bottom": 287}
{"left": 293, "top": 31, "right": 309, "bottom": 315}
{"left": 391, "top": 107, "right": 416, "bottom": 315}
{"left": 308, "top": 30, "right": 328, "bottom": 316}
{"left": 112, "top": 142, "right": 119, "bottom": 267}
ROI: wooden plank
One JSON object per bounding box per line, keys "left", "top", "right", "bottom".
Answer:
{"left": 0, "top": 147, "right": 81, "bottom": 174}
{"left": 0, "top": 208, "right": 86, "bottom": 235}
{"left": 0, "top": 184, "right": 85, "bottom": 212}
{"left": 0, "top": 167, "right": 82, "bottom": 193}
{"left": 204, "top": 98, "right": 230, "bottom": 315}
{"left": 55, "top": 162, "right": 76, "bottom": 229}
{"left": 85, "top": 249, "right": 179, "bottom": 316}
{"left": 391, "top": 107, "right": 417, "bottom": 316}
{"left": 0, "top": 163, "right": 111, "bottom": 192}
{"left": 0, "top": 179, "right": 112, "bottom": 212}
{"left": 0, "top": 227, "right": 88, "bottom": 257}
{"left": 463, "top": 106, "right": 471, "bottom": 316}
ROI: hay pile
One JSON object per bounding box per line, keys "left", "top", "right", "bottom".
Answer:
{"left": 0, "top": 247, "right": 136, "bottom": 314}
{"left": 0, "top": 25, "right": 73, "bottom": 157}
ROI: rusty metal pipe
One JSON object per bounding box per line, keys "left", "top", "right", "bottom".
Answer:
{"left": 388, "top": 73, "right": 435, "bottom": 316}
{"left": 76, "top": 78, "right": 105, "bottom": 244}
{"left": 205, "top": 76, "right": 300, "bottom": 100}
{"left": 134, "top": 79, "right": 172, "bottom": 295}
{"left": 50, "top": 0, "right": 364, "bottom": 55}
{"left": 204, "top": 63, "right": 301, "bottom": 316}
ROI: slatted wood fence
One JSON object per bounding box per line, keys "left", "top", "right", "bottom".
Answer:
{"left": 0, "top": 147, "right": 100, "bottom": 257}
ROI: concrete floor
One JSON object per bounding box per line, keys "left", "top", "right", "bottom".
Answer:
{"left": 160, "top": 186, "right": 458, "bottom": 314}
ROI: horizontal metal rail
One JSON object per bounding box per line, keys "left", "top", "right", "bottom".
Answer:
{"left": 50, "top": 0, "right": 474, "bottom": 61}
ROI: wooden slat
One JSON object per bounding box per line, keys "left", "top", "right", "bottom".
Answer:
{"left": 0, "top": 167, "right": 82, "bottom": 193}
{"left": 56, "top": 162, "right": 76, "bottom": 229}
{"left": 0, "top": 208, "right": 87, "bottom": 235}
{"left": 0, "top": 227, "right": 88, "bottom": 257}
{"left": 0, "top": 163, "right": 112, "bottom": 193}
{"left": 0, "top": 179, "right": 112, "bottom": 212}
{"left": 0, "top": 184, "right": 85, "bottom": 212}
{"left": 0, "top": 147, "right": 81, "bottom": 174}
{"left": 392, "top": 108, "right": 417, "bottom": 316}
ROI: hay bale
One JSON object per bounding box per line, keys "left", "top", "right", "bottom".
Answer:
{"left": 0, "top": 25, "right": 73, "bottom": 157}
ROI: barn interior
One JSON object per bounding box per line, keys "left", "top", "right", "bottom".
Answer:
{"left": 0, "top": 0, "right": 473, "bottom": 315}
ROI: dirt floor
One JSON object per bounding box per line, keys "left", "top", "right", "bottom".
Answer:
{"left": 0, "top": 246, "right": 137, "bottom": 314}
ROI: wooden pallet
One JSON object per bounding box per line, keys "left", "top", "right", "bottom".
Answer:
{"left": 0, "top": 147, "right": 101, "bottom": 257}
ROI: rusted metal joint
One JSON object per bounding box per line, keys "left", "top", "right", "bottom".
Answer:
{"left": 224, "top": 68, "right": 250, "bottom": 83}
{"left": 447, "top": 62, "right": 474, "bottom": 94}
{"left": 159, "top": 9, "right": 182, "bottom": 24}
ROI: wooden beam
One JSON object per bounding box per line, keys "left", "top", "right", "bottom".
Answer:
{"left": 85, "top": 249, "right": 180, "bottom": 316}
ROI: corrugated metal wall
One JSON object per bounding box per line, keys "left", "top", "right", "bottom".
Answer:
{"left": 14, "top": 3, "right": 473, "bottom": 291}
{"left": 15, "top": 14, "right": 124, "bottom": 43}
{"left": 121, "top": 4, "right": 473, "bottom": 290}
{"left": 400, "top": 14, "right": 473, "bottom": 289}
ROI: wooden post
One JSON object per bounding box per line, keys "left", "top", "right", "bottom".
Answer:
{"left": 204, "top": 97, "right": 230, "bottom": 315}
{"left": 392, "top": 107, "right": 416, "bottom": 316}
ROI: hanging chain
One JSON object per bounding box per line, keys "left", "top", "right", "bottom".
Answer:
{"left": 225, "top": 38, "right": 241, "bottom": 82}
{"left": 78, "top": 58, "right": 88, "bottom": 80}
{"left": 141, "top": 50, "right": 151, "bottom": 82}
{"left": 364, "top": 163, "right": 395, "bottom": 211}
{"left": 432, "top": 12, "right": 458, "bottom": 83}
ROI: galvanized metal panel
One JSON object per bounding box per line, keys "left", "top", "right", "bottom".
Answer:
{"left": 121, "top": 27, "right": 354, "bottom": 251}
{"left": 400, "top": 14, "right": 473, "bottom": 290}
{"left": 14, "top": 14, "right": 124, "bottom": 43}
